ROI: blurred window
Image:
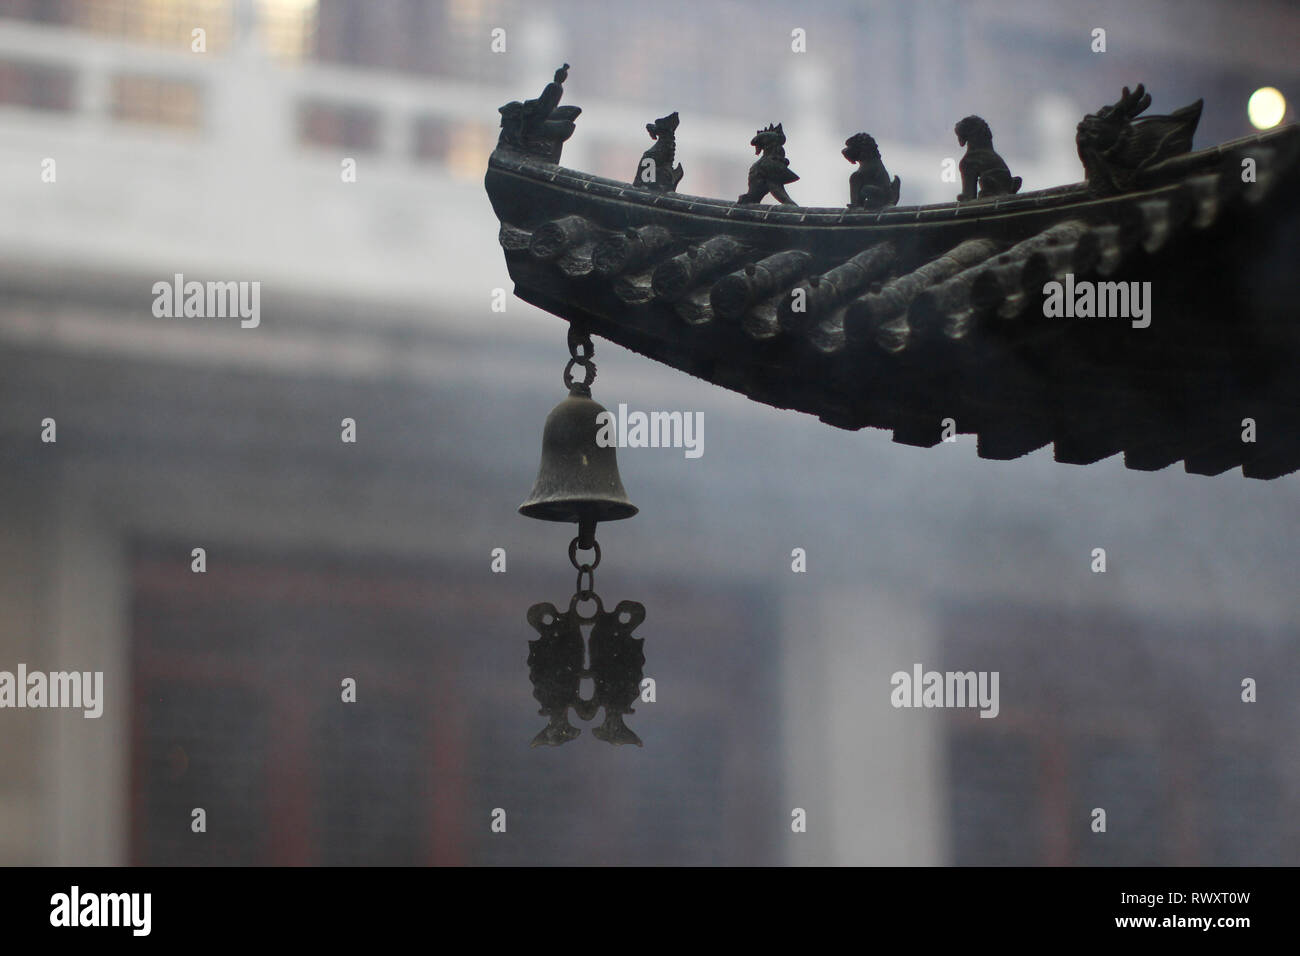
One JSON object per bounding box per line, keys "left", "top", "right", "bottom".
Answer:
{"left": 411, "top": 114, "right": 450, "bottom": 163}
{"left": 298, "top": 99, "right": 379, "bottom": 150}
{"left": 110, "top": 73, "right": 203, "bottom": 128}
{"left": 130, "top": 546, "right": 463, "bottom": 865}
{"left": 942, "top": 606, "right": 1297, "bottom": 865}
{"left": 257, "top": 0, "right": 318, "bottom": 61}
{"left": 0, "top": 1, "right": 318, "bottom": 61}
{"left": 129, "top": 542, "right": 783, "bottom": 865}
{"left": 0, "top": 0, "right": 78, "bottom": 26}
{"left": 444, "top": 120, "right": 491, "bottom": 178}
{"left": 77, "top": 0, "right": 229, "bottom": 49}
{"left": 413, "top": 116, "right": 495, "bottom": 178}
{"left": 0, "top": 57, "right": 74, "bottom": 110}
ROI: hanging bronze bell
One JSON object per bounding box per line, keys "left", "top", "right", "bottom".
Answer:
{"left": 519, "top": 389, "right": 638, "bottom": 528}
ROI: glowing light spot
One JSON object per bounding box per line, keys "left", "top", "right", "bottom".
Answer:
{"left": 1248, "top": 87, "right": 1286, "bottom": 130}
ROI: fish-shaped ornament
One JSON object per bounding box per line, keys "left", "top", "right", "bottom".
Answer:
{"left": 588, "top": 599, "right": 647, "bottom": 747}
{"left": 526, "top": 601, "right": 586, "bottom": 746}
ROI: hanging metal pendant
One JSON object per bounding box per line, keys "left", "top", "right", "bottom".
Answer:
{"left": 527, "top": 591, "right": 646, "bottom": 747}
{"left": 520, "top": 324, "right": 647, "bottom": 747}
{"left": 587, "top": 597, "right": 647, "bottom": 745}
{"left": 525, "top": 600, "right": 587, "bottom": 746}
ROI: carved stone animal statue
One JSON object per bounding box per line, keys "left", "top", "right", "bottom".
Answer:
{"left": 634, "top": 111, "right": 685, "bottom": 191}
{"left": 843, "top": 132, "right": 901, "bottom": 210}
{"left": 954, "top": 115, "right": 1021, "bottom": 201}
{"left": 1077, "top": 83, "right": 1203, "bottom": 195}
{"left": 497, "top": 63, "right": 582, "bottom": 163}
{"left": 738, "top": 123, "right": 800, "bottom": 205}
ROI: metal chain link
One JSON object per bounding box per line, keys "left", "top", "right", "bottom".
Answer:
{"left": 569, "top": 535, "right": 601, "bottom": 596}
{"left": 563, "top": 324, "right": 596, "bottom": 395}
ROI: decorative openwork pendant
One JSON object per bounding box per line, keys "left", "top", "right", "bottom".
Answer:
{"left": 519, "top": 324, "right": 646, "bottom": 746}
{"left": 526, "top": 593, "right": 646, "bottom": 747}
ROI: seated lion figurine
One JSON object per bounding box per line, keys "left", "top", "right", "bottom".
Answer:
{"left": 954, "top": 115, "right": 1021, "bottom": 201}
{"left": 843, "top": 132, "right": 901, "bottom": 210}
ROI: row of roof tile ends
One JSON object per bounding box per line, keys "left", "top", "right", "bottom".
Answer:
{"left": 496, "top": 127, "right": 1300, "bottom": 479}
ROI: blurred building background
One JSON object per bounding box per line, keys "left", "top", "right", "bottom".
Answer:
{"left": 0, "top": 0, "right": 1297, "bottom": 865}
